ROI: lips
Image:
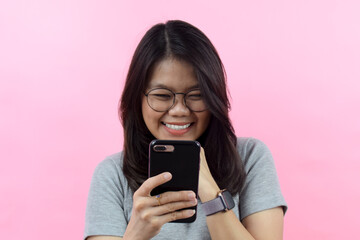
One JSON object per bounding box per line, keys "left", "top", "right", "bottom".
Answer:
{"left": 163, "top": 122, "right": 191, "bottom": 130}
{"left": 161, "top": 122, "right": 193, "bottom": 136}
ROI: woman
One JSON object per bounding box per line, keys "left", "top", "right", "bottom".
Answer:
{"left": 85, "top": 20, "right": 287, "bottom": 240}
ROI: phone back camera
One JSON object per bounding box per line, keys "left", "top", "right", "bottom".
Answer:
{"left": 153, "top": 145, "right": 175, "bottom": 152}
{"left": 154, "top": 145, "right": 167, "bottom": 151}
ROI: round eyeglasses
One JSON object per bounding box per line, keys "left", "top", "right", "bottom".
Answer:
{"left": 144, "top": 88, "right": 207, "bottom": 112}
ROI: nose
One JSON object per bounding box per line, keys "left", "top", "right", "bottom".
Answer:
{"left": 168, "top": 94, "right": 190, "bottom": 116}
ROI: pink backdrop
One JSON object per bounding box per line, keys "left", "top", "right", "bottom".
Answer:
{"left": 1, "top": 0, "right": 359, "bottom": 239}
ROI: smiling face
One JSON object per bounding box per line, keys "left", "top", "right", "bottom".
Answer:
{"left": 142, "top": 58, "right": 211, "bottom": 140}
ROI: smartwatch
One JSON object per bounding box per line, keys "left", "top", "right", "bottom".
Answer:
{"left": 202, "top": 189, "right": 235, "bottom": 216}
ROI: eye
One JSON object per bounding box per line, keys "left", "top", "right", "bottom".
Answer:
{"left": 148, "top": 89, "right": 173, "bottom": 101}
{"left": 152, "top": 93, "right": 172, "bottom": 100}
{"left": 186, "top": 91, "right": 202, "bottom": 101}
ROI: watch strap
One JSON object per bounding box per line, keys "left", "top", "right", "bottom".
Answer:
{"left": 202, "top": 190, "right": 234, "bottom": 216}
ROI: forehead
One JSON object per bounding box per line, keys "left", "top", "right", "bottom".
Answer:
{"left": 147, "top": 58, "right": 199, "bottom": 91}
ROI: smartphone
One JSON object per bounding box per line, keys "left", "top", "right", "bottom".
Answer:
{"left": 148, "top": 140, "right": 201, "bottom": 223}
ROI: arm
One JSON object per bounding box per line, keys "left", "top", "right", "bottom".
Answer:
{"left": 87, "top": 237, "right": 122, "bottom": 240}
{"left": 122, "top": 172, "right": 197, "bottom": 240}
{"left": 198, "top": 148, "right": 284, "bottom": 240}
{"left": 88, "top": 172, "right": 197, "bottom": 240}
{"left": 205, "top": 206, "right": 284, "bottom": 240}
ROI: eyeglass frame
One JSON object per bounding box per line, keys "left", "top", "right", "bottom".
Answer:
{"left": 143, "top": 87, "right": 208, "bottom": 112}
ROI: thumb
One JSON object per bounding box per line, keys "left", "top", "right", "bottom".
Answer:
{"left": 135, "top": 172, "right": 172, "bottom": 197}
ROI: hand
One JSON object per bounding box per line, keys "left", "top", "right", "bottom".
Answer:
{"left": 123, "top": 172, "right": 197, "bottom": 240}
{"left": 198, "top": 148, "right": 221, "bottom": 202}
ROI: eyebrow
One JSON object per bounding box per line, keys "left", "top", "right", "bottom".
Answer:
{"left": 148, "top": 83, "right": 200, "bottom": 90}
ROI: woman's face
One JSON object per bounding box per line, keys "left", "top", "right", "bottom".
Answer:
{"left": 142, "top": 58, "right": 211, "bottom": 140}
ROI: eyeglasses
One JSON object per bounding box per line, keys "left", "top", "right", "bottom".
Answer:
{"left": 144, "top": 88, "right": 207, "bottom": 112}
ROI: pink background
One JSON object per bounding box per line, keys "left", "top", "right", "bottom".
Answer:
{"left": 1, "top": 0, "right": 359, "bottom": 239}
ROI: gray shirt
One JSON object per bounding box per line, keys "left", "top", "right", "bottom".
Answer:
{"left": 84, "top": 137, "right": 287, "bottom": 239}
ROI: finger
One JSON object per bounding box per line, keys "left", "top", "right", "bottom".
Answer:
{"left": 200, "top": 147, "right": 205, "bottom": 156}
{"left": 157, "top": 209, "right": 196, "bottom": 224}
{"left": 135, "top": 172, "right": 172, "bottom": 197}
{"left": 155, "top": 198, "right": 197, "bottom": 216}
{"left": 153, "top": 194, "right": 162, "bottom": 206}
{"left": 200, "top": 147, "right": 206, "bottom": 164}
{"left": 153, "top": 191, "right": 196, "bottom": 206}
{"left": 200, "top": 147, "right": 210, "bottom": 171}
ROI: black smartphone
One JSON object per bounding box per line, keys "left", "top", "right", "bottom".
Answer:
{"left": 148, "top": 140, "right": 201, "bottom": 223}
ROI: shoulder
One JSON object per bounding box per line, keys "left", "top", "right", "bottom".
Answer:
{"left": 236, "top": 137, "right": 273, "bottom": 170}
{"left": 94, "top": 152, "right": 123, "bottom": 174}
{"left": 90, "top": 152, "right": 128, "bottom": 190}
{"left": 236, "top": 138, "right": 288, "bottom": 218}
{"left": 88, "top": 151, "right": 131, "bottom": 206}
{"left": 85, "top": 152, "right": 131, "bottom": 238}
{"left": 236, "top": 137, "right": 271, "bottom": 154}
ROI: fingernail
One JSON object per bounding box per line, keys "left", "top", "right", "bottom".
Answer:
{"left": 163, "top": 173, "right": 171, "bottom": 180}
{"left": 187, "top": 209, "right": 196, "bottom": 216}
{"left": 188, "top": 192, "right": 195, "bottom": 199}
{"left": 191, "top": 198, "right": 197, "bottom": 205}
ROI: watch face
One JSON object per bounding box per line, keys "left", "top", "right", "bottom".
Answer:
{"left": 223, "top": 190, "right": 235, "bottom": 210}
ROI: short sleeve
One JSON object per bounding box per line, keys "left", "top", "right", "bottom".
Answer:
{"left": 84, "top": 156, "right": 127, "bottom": 239}
{"left": 238, "top": 138, "right": 287, "bottom": 220}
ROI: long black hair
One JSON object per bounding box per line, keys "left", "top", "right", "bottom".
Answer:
{"left": 120, "top": 20, "right": 246, "bottom": 195}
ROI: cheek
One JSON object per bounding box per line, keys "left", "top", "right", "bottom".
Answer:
{"left": 201, "top": 111, "right": 211, "bottom": 125}
{"left": 142, "top": 98, "right": 162, "bottom": 130}
{"left": 196, "top": 111, "right": 211, "bottom": 132}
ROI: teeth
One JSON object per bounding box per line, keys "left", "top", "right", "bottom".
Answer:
{"left": 165, "top": 123, "right": 191, "bottom": 130}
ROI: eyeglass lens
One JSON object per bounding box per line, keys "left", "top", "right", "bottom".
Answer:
{"left": 146, "top": 88, "right": 206, "bottom": 112}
